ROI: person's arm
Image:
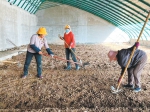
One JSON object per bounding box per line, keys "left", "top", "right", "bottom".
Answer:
{"left": 30, "top": 35, "right": 41, "bottom": 53}
{"left": 127, "top": 42, "right": 139, "bottom": 51}
{"left": 121, "top": 67, "right": 125, "bottom": 75}
{"left": 44, "top": 38, "right": 54, "bottom": 55}
{"left": 58, "top": 34, "right": 64, "bottom": 40}
{"left": 60, "top": 36, "right": 64, "bottom": 40}
{"left": 46, "top": 48, "right": 54, "bottom": 55}
{"left": 70, "top": 33, "right": 75, "bottom": 48}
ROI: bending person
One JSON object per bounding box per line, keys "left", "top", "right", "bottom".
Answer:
{"left": 108, "top": 42, "right": 147, "bottom": 92}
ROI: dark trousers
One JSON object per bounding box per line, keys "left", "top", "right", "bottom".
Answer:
{"left": 23, "top": 51, "right": 42, "bottom": 77}
{"left": 65, "top": 48, "right": 78, "bottom": 67}
{"left": 127, "top": 54, "right": 147, "bottom": 88}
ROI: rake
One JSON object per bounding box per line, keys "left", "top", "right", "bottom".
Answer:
{"left": 111, "top": 11, "right": 150, "bottom": 94}
{"left": 58, "top": 34, "right": 83, "bottom": 65}
{"left": 44, "top": 54, "right": 89, "bottom": 67}
{"left": 53, "top": 55, "right": 89, "bottom": 68}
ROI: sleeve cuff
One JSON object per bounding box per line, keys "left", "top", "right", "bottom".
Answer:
{"left": 46, "top": 48, "right": 54, "bottom": 55}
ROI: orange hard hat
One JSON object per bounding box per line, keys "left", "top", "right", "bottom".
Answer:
{"left": 64, "top": 25, "right": 71, "bottom": 29}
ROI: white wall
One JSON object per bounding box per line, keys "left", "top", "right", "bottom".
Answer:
{"left": 35, "top": 5, "right": 130, "bottom": 44}
{"left": 0, "top": 0, "right": 38, "bottom": 51}
{"left": 0, "top": 2, "right": 130, "bottom": 51}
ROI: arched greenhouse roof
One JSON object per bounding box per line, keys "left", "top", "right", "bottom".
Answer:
{"left": 7, "top": 0, "right": 150, "bottom": 40}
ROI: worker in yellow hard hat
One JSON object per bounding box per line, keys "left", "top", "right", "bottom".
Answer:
{"left": 22, "top": 27, "right": 54, "bottom": 79}
{"left": 59, "top": 25, "right": 80, "bottom": 70}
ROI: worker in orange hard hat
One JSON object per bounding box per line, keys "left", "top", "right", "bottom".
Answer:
{"left": 22, "top": 27, "right": 54, "bottom": 79}
{"left": 58, "top": 25, "right": 80, "bottom": 70}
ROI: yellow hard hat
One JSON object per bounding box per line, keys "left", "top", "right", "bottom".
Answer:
{"left": 65, "top": 25, "right": 71, "bottom": 29}
{"left": 37, "top": 27, "right": 48, "bottom": 35}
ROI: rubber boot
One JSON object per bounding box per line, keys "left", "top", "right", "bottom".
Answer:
{"left": 75, "top": 64, "right": 80, "bottom": 70}
{"left": 65, "top": 63, "right": 71, "bottom": 70}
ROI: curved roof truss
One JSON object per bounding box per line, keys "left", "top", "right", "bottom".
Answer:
{"left": 7, "top": 0, "right": 150, "bottom": 40}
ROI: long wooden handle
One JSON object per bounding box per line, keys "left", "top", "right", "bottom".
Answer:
{"left": 53, "top": 56, "right": 81, "bottom": 65}
{"left": 116, "top": 11, "right": 150, "bottom": 90}
{"left": 62, "top": 38, "right": 80, "bottom": 60}
{"left": 6, "top": 38, "right": 17, "bottom": 47}
{"left": 0, "top": 61, "right": 18, "bottom": 64}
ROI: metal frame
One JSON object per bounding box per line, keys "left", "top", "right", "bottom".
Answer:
{"left": 6, "top": 0, "right": 150, "bottom": 40}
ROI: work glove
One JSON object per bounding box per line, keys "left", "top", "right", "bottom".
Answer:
{"left": 38, "top": 51, "right": 43, "bottom": 55}
{"left": 51, "top": 54, "right": 54, "bottom": 58}
{"left": 118, "top": 75, "right": 122, "bottom": 83}
{"left": 135, "top": 42, "right": 140, "bottom": 49}
{"left": 58, "top": 34, "right": 63, "bottom": 40}
{"left": 69, "top": 43, "right": 73, "bottom": 49}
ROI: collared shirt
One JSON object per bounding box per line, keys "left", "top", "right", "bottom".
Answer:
{"left": 27, "top": 34, "right": 49, "bottom": 53}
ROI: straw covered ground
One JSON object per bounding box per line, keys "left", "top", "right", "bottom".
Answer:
{"left": 0, "top": 43, "right": 150, "bottom": 112}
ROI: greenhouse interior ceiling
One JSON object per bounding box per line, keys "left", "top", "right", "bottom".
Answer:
{"left": 7, "top": 0, "right": 150, "bottom": 40}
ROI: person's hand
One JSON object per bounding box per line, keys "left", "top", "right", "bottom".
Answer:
{"left": 50, "top": 54, "right": 54, "bottom": 58}
{"left": 69, "top": 43, "right": 73, "bottom": 49}
{"left": 38, "top": 51, "right": 43, "bottom": 55}
{"left": 58, "top": 34, "right": 63, "bottom": 40}
{"left": 135, "top": 42, "right": 140, "bottom": 49}
{"left": 43, "top": 53, "right": 48, "bottom": 56}
{"left": 118, "top": 75, "right": 122, "bottom": 83}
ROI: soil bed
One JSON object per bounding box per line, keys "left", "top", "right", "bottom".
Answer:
{"left": 0, "top": 43, "right": 150, "bottom": 112}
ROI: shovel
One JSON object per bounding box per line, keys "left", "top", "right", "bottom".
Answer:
{"left": 58, "top": 34, "right": 83, "bottom": 65}
{"left": 111, "top": 11, "right": 150, "bottom": 94}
